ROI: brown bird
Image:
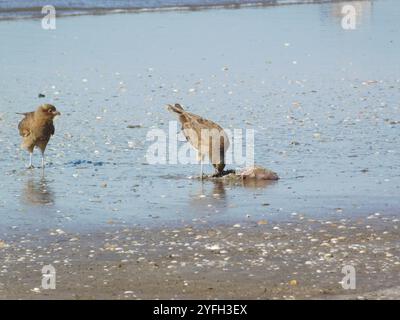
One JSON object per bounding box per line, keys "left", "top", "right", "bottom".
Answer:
{"left": 18, "top": 104, "right": 60, "bottom": 169}
{"left": 167, "top": 103, "right": 229, "bottom": 178}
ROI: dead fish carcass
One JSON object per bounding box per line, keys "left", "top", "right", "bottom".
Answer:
{"left": 237, "top": 166, "right": 279, "bottom": 180}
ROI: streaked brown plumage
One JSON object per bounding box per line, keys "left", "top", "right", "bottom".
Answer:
{"left": 18, "top": 104, "right": 60, "bottom": 168}
{"left": 167, "top": 103, "right": 229, "bottom": 178}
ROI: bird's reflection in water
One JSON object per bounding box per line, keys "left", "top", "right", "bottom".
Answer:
{"left": 22, "top": 174, "right": 54, "bottom": 206}
{"left": 190, "top": 178, "right": 276, "bottom": 213}
{"left": 190, "top": 180, "right": 227, "bottom": 212}
{"left": 240, "top": 179, "right": 277, "bottom": 189}
{"left": 211, "top": 180, "right": 227, "bottom": 199}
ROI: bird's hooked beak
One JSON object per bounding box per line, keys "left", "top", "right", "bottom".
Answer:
{"left": 53, "top": 110, "right": 61, "bottom": 116}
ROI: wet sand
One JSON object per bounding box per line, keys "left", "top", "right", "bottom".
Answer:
{"left": 0, "top": 0, "right": 399, "bottom": 299}
{"left": 1, "top": 215, "right": 399, "bottom": 299}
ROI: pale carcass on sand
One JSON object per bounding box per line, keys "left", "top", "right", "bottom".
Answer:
{"left": 202, "top": 165, "right": 279, "bottom": 181}
{"left": 236, "top": 165, "right": 279, "bottom": 180}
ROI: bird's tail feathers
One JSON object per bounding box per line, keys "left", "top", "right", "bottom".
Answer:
{"left": 167, "top": 103, "right": 185, "bottom": 114}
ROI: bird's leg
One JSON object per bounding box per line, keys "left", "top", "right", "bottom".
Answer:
{"left": 41, "top": 152, "right": 45, "bottom": 169}
{"left": 197, "top": 152, "right": 204, "bottom": 180}
{"left": 27, "top": 153, "right": 34, "bottom": 169}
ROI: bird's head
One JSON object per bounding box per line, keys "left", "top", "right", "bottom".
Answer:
{"left": 37, "top": 104, "right": 61, "bottom": 119}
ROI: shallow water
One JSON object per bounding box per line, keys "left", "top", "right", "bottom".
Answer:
{"left": 0, "top": 0, "right": 399, "bottom": 236}
{"left": 0, "top": 0, "right": 355, "bottom": 20}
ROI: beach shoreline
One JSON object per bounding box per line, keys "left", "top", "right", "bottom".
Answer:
{"left": 0, "top": 0, "right": 368, "bottom": 21}
{"left": 1, "top": 215, "right": 399, "bottom": 299}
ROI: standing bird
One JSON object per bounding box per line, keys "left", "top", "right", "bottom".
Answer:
{"left": 167, "top": 104, "right": 229, "bottom": 178}
{"left": 18, "top": 104, "right": 60, "bottom": 169}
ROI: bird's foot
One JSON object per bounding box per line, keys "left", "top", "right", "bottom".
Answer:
{"left": 27, "top": 165, "right": 35, "bottom": 169}
{"left": 212, "top": 169, "right": 235, "bottom": 178}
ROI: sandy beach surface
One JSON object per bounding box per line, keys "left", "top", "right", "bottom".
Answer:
{"left": 0, "top": 0, "right": 399, "bottom": 299}
{"left": 1, "top": 216, "right": 400, "bottom": 299}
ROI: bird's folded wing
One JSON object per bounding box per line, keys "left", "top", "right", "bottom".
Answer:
{"left": 191, "top": 115, "right": 230, "bottom": 150}
{"left": 18, "top": 112, "right": 35, "bottom": 137}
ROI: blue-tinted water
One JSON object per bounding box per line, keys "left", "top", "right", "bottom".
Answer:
{"left": 0, "top": 0, "right": 399, "bottom": 237}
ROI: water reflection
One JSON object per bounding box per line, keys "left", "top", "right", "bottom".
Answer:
{"left": 211, "top": 180, "right": 227, "bottom": 199}
{"left": 189, "top": 178, "right": 277, "bottom": 214}
{"left": 190, "top": 180, "right": 228, "bottom": 210}
{"left": 22, "top": 175, "right": 54, "bottom": 206}
{"left": 322, "top": 0, "right": 373, "bottom": 28}
{"left": 240, "top": 178, "right": 277, "bottom": 189}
